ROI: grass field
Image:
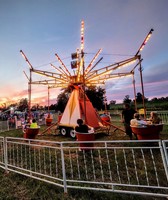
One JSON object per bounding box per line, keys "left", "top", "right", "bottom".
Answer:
{"left": 0, "top": 121, "right": 167, "bottom": 200}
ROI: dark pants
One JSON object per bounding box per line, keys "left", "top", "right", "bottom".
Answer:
{"left": 124, "top": 123, "right": 132, "bottom": 139}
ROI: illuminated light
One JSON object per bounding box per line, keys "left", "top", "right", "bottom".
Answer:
{"left": 85, "top": 57, "right": 103, "bottom": 80}
{"left": 118, "top": 60, "right": 136, "bottom": 68}
{"left": 51, "top": 64, "right": 67, "bottom": 79}
{"left": 89, "top": 73, "right": 133, "bottom": 81}
{"left": 49, "top": 83, "right": 68, "bottom": 89}
{"left": 86, "top": 56, "right": 139, "bottom": 80}
{"left": 89, "top": 70, "right": 112, "bottom": 81}
{"left": 87, "top": 57, "right": 138, "bottom": 81}
{"left": 76, "top": 57, "right": 84, "bottom": 82}
{"left": 88, "top": 73, "right": 132, "bottom": 84}
{"left": 80, "top": 20, "right": 84, "bottom": 51}
{"left": 135, "top": 28, "right": 154, "bottom": 55}
{"left": 58, "top": 66, "right": 69, "bottom": 77}
{"left": 76, "top": 20, "right": 85, "bottom": 81}
{"left": 88, "top": 73, "right": 132, "bottom": 83}
{"left": 31, "top": 77, "right": 68, "bottom": 85}
{"left": 32, "top": 69, "right": 68, "bottom": 83}
{"left": 140, "top": 45, "right": 145, "bottom": 51}
{"left": 33, "top": 69, "right": 65, "bottom": 79}
{"left": 85, "top": 49, "right": 102, "bottom": 75}
{"left": 139, "top": 34, "right": 152, "bottom": 52}
{"left": 55, "top": 53, "right": 71, "bottom": 76}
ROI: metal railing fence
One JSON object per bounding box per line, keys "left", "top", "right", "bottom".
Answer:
{"left": 146, "top": 111, "right": 168, "bottom": 124}
{"left": 0, "top": 137, "right": 5, "bottom": 169}
{"left": 0, "top": 118, "right": 46, "bottom": 133}
{"left": 0, "top": 112, "right": 167, "bottom": 134}
{"left": 110, "top": 111, "right": 168, "bottom": 124}
{"left": 0, "top": 137, "right": 168, "bottom": 197}
{"left": 162, "top": 140, "right": 168, "bottom": 169}
{"left": 0, "top": 121, "right": 9, "bottom": 132}
{"left": 158, "top": 112, "right": 168, "bottom": 124}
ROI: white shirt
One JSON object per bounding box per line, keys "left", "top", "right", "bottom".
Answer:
{"left": 130, "top": 119, "right": 147, "bottom": 127}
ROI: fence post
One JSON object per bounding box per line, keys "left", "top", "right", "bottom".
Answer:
{"left": 14, "top": 116, "right": 17, "bottom": 129}
{"left": 4, "top": 137, "right": 8, "bottom": 173}
{"left": 60, "top": 143, "right": 67, "bottom": 194}
{"left": 161, "top": 140, "right": 168, "bottom": 181}
{"left": 7, "top": 120, "right": 9, "bottom": 131}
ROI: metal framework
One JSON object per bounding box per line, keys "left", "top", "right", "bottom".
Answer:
{"left": 20, "top": 21, "right": 154, "bottom": 117}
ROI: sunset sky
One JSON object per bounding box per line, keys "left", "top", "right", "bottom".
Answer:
{"left": 0, "top": 0, "right": 168, "bottom": 107}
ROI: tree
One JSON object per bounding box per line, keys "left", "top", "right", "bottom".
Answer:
{"left": 123, "top": 95, "right": 132, "bottom": 104}
{"left": 85, "top": 86, "right": 105, "bottom": 110}
{"left": 55, "top": 86, "right": 106, "bottom": 112}
{"left": 49, "top": 104, "right": 57, "bottom": 111}
{"left": 109, "top": 100, "right": 116, "bottom": 110}
{"left": 55, "top": 88, "right": 70, "bottom": 112}
{"left": 18, "top": 98, "right": 28, "bottom": 112}
{"left": 109, "top": 100, "right": 116, "bottom": 105}
{"left": 150, "top": 97, "right": 158, "bottom": 103}
{"left": 136, "top": 92, "right": 148, "bottom": 103}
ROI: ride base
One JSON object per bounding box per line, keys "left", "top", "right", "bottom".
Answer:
{"left": 131, "top": 124, "right": 163, "bottom": 140}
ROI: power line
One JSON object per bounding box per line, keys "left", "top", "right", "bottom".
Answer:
{"left": 29, "top": 52, "right": 134, "bottom": 70}
{"left": 86, "top": 52, "right": 134, "bottom": 57}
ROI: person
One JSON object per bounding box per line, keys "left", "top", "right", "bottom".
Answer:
{"left": 148, "top": 111, "right": 162, "bottom": 124}
{"left": 121, "top": 103, "right": 136, "bottom": 139}
{"left": 30, "top": 119, "right": 38, "bottom": 128}
{"left": 75, "top": 119, "right": 89, "bottom": 133}
{"left": 22, "top": 118, "right": 30, "bottom": 133}
{"left": 130, "top": 113, "right": 147, "bottom": 127}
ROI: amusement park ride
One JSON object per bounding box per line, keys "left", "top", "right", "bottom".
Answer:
{"left": 20, "top": 21, "right": 154, "bottom": 138}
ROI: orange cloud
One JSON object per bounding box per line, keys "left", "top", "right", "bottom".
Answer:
{"left": 0, "top": 85, "right": 61, "bottom": 107}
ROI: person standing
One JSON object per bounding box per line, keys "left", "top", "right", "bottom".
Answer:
{"left": 121, "top": 103, "right": 136, "bottom": 139}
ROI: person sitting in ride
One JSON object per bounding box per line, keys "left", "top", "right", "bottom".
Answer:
{"left": 22, "top": 118, "right": 31, "bottom": 133}
{"left": 100, "top": 112, "right": 111, "bottom": 123}
{"left": 75, "top": 119, "right": 89, "bottom": 133}
{"left": 130, "top": 113, "right": 147, "bottom": 127}
{"left": 30, "top": 119, "right": 38, "bottom": 128}
{"left": 148, "top": 111, "right": 162, "bottom": 124}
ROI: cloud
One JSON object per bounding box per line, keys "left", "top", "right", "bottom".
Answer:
{"left": 144, "top": 61, "right": 168, "bottom": 83}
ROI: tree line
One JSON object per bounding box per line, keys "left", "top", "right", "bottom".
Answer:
{"left": 1, "top": 86, "right": 168, "bottom": 113}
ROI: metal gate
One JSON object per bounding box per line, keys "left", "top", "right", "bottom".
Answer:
{"left": 0, "top": 137, "right": 168, "bottom": 197}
